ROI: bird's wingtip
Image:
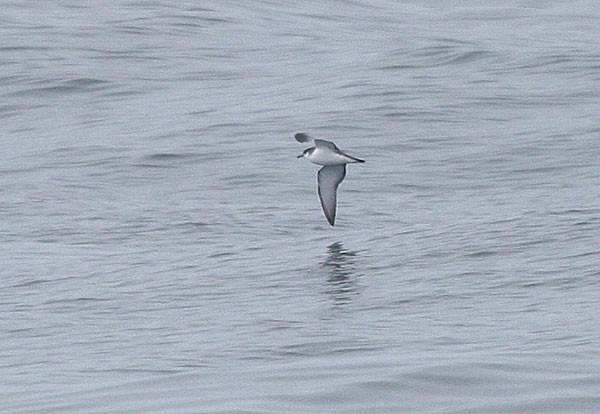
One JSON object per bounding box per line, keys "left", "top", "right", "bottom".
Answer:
{"left": 294, "top": 133, "right": 311, "bottom": 143}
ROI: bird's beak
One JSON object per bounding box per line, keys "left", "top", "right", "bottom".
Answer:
{"left": 297, "top": 153, "right": 303, "bottom": 158}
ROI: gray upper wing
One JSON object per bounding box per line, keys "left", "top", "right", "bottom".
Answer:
{"left": 314, "top": 139, "right": 339, "bottom": 151}
{"left": 294, "top": 133, "right": 340, "bottom": 151}
{"left": 317, "top": 165, "right": 346, "bottom": 226}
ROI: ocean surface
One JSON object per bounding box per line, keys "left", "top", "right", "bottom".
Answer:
{"left": 2, "top": 1, "right": 600, "bottom": 412}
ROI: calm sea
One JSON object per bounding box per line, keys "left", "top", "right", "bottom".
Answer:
{"left": 2, "top": 1, "right": 600, "bottom": 412}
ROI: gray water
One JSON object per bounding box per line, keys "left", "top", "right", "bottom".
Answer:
{"left": 2, "top": 1, "right": 600, "bottom": 412}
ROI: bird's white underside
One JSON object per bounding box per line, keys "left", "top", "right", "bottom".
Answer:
{"left": 306, "top": 147, "right": 356, "bottom": 166}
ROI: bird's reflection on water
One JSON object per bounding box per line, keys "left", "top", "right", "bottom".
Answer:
{"left": 321, "top": 242, "right": 359, "bottom": 305}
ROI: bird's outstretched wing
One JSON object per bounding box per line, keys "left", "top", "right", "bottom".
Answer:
{"left": 295, "top": 133, "right": 340, "bottom": 151}
{"left": 317, "top": 165, "right": 346, "bottom": 226}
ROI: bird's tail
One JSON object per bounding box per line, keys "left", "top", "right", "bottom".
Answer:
{"left": 347, "top": 155, "right": 365, "bottom": 163}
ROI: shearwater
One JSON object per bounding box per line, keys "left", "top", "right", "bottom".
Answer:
{"left": 295, "top": 133, "right": 365, "bottom": 226}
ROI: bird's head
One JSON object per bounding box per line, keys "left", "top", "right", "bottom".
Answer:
{"left": 297, "top": 148, "right": 312, "bottom": 159}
